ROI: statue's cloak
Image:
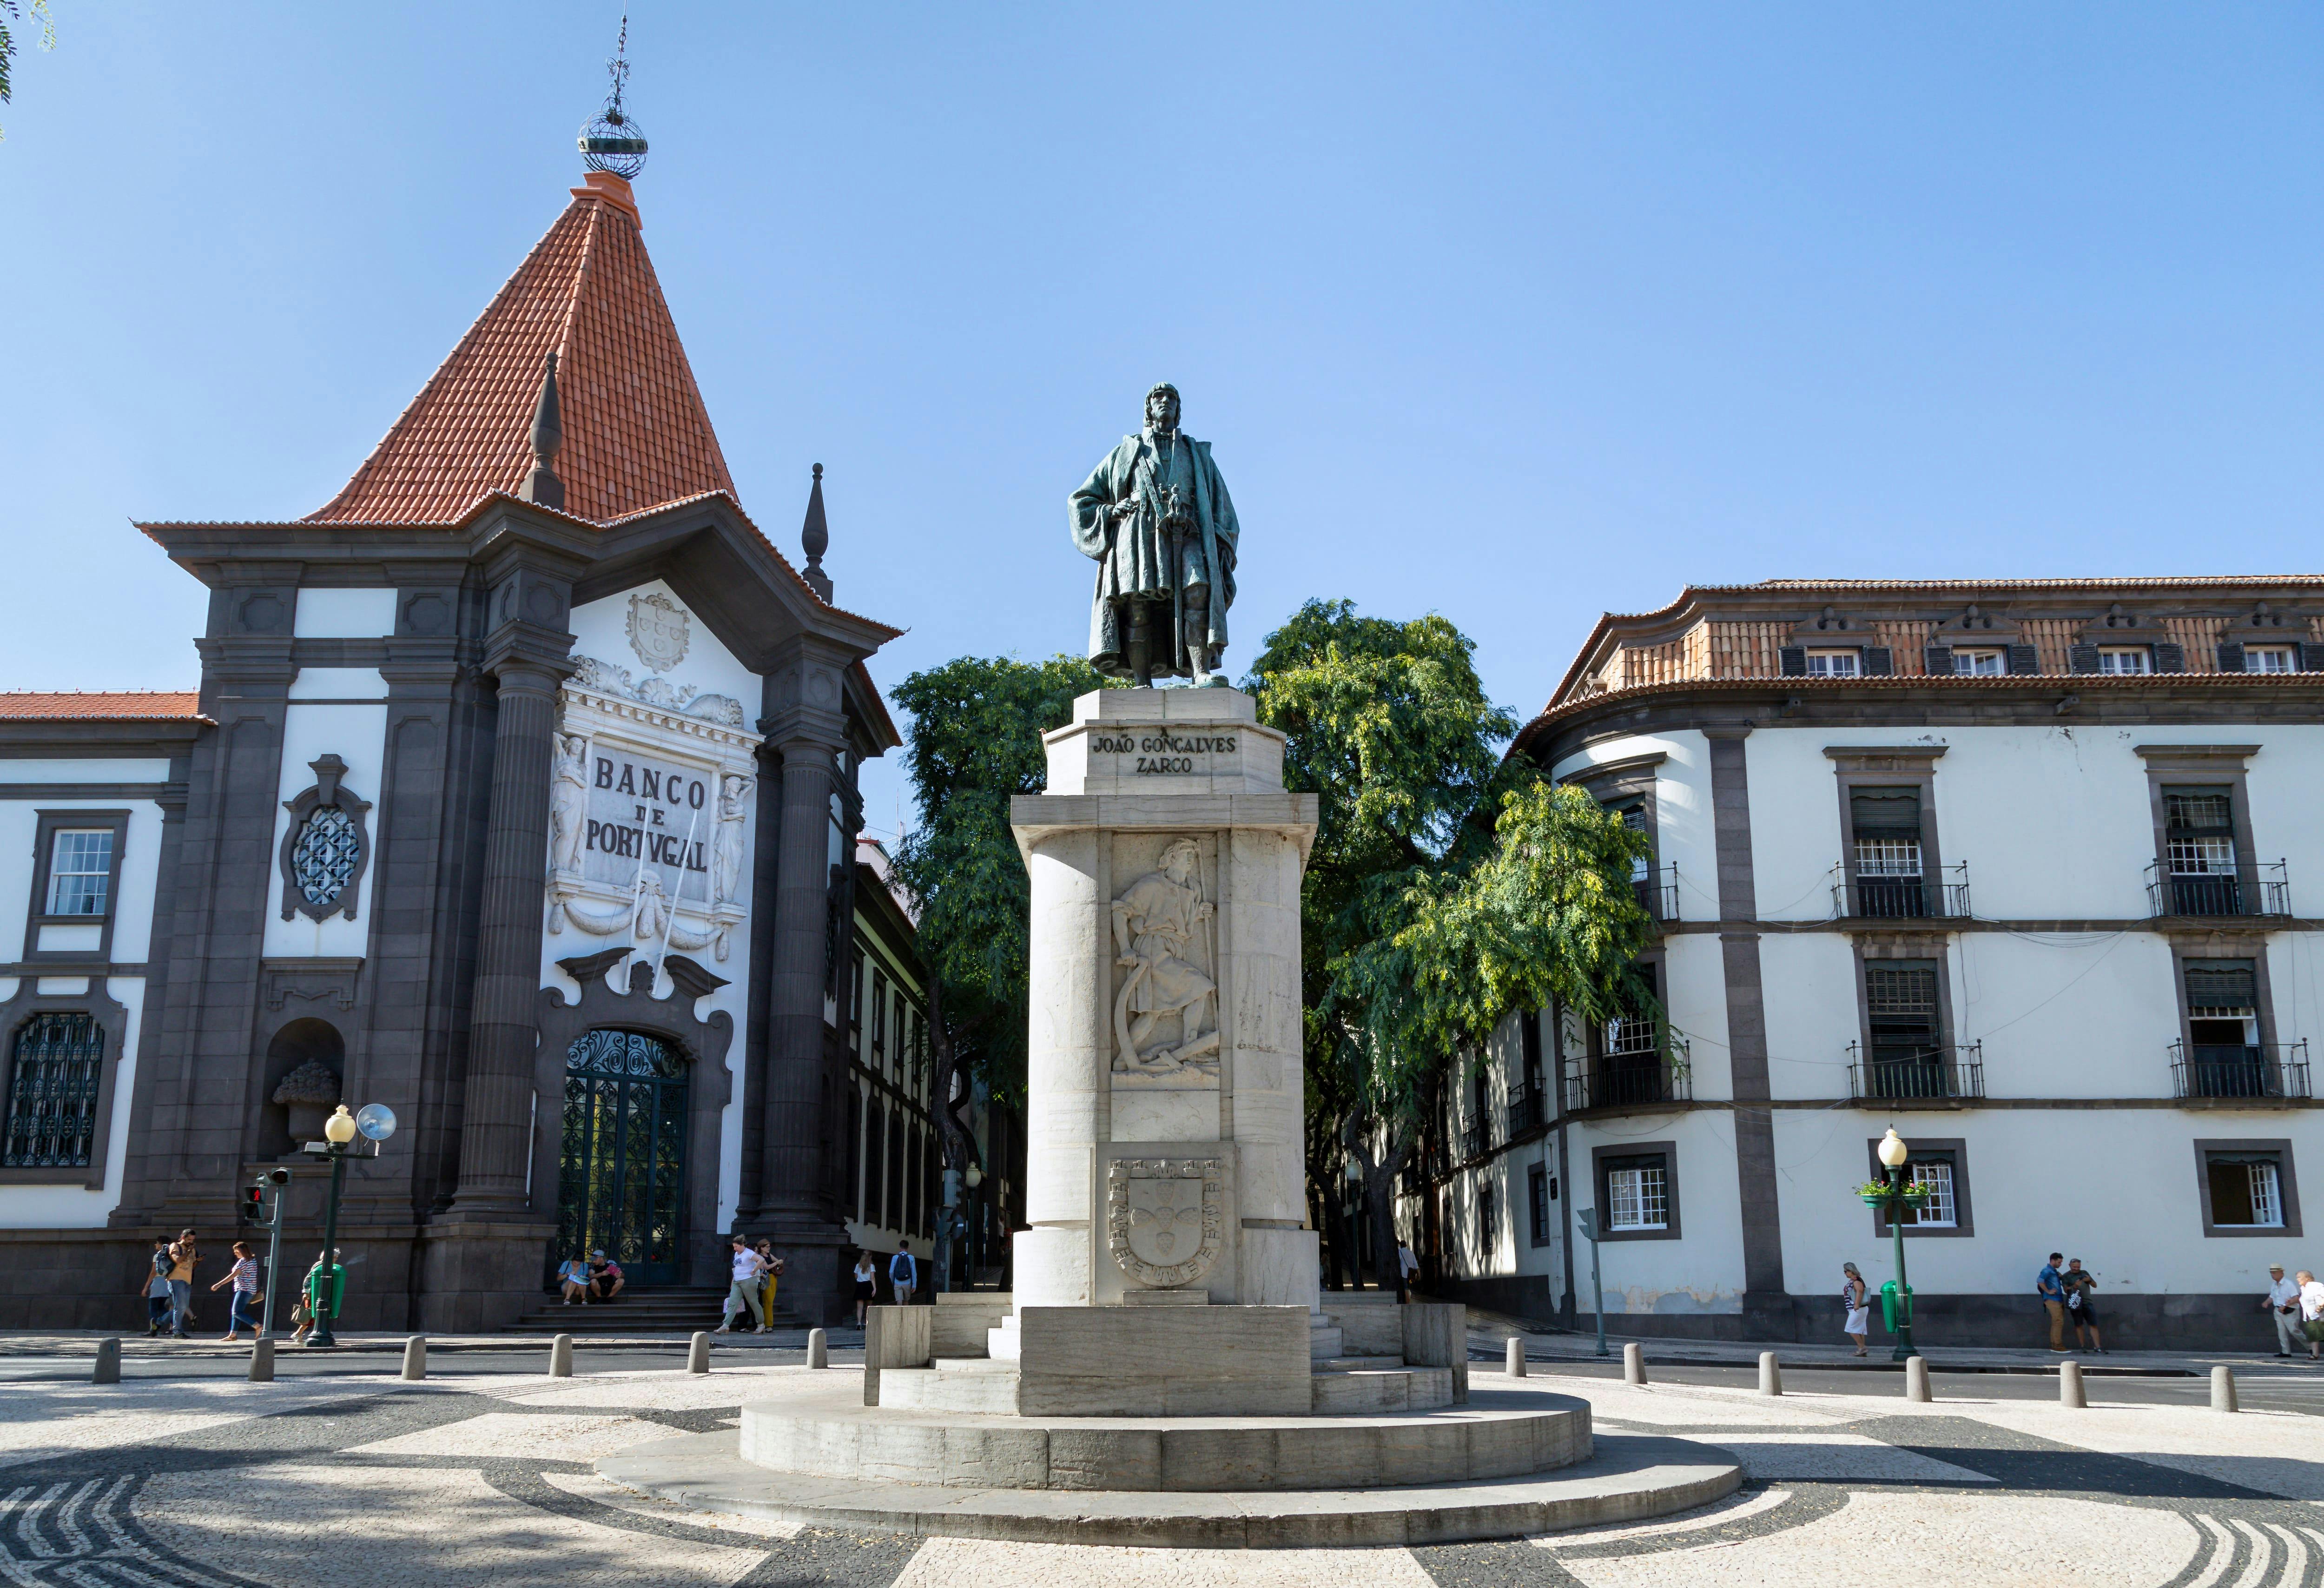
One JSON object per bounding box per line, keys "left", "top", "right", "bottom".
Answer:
{"left": 1069, "top": 431, "right": 1240, "bottom": 679}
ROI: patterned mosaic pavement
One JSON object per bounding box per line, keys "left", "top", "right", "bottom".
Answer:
{"left": 2, "top": 1361, "right": 2319, "bottom": 1587}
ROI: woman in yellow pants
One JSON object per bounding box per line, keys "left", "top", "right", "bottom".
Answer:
{"left": 755, "top": 1239, "right": 784, "bottom": 1323}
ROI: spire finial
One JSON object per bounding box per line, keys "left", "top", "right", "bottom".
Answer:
{"left": 519, "top": 351, "right": 565, "bottom": 511}
{"left": 801, "top": 463, "right": 832, "bottom": 602}
{"left": 579, "top": 13, "right": 648, "bottom": 179}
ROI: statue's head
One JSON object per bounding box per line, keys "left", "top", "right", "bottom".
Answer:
{"left": 1161, "top": 838, "right": 1199, "bottom": 883}
{"left": 1144, "top": 383, "right": 1181, "bottom": 435}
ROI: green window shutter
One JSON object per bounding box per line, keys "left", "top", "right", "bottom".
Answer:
{"left": 2153, "top": 642, "right": 2186, "bottom": 674}
{"left": 2300, "top": 643, "right": 2324, "bottom": 673}
{"left": 2217, "top": 642, "right": 2246, "bottom": 673}
{"left": 1779, "top": 647, "right": 1807, "bottom": 676}
{"left": 1923, "top": 646, "right": 1954, "bottom": 675}
{"left": 2068, "top": 645, "right": 2101, "bottom": 675}
{"left": 1861, "top": 647, "right": 1895, "bottom": 676}
{"left": 2006, "top": 644, "right": 2040, "bottom": 675}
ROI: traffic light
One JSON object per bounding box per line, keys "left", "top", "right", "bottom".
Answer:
{"left": 239, "top": 1183, "right": 267, "bottom": 1226}
{"left": 239, "top": 1169, "right": 291, "bottom": 1227}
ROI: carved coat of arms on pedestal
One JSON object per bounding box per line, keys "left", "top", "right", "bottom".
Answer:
{"left": 1106, "top": 1157, "right": 1224, "bottom": 1289}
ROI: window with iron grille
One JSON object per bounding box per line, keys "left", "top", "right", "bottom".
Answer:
{"left": 1849, "top": 787, "right": 1924, "bottom": 915}
{"left": 1, "top": 1013, "right": 106, "bottom": 1168}
{"left": 1605, "top": 1158, "right": 1668, "bottom": 1231}
{"left": 46, "top": 831, "right": 115, "bottom": 918}
{"left": 1865, "top": 961, "right": 1941, "bottom": 1064}
{"left": 2166, "top": 788, "right": 2237, "bottom": 874}
{"left": 288, "top": 808, "right": 359, "bottom": 908}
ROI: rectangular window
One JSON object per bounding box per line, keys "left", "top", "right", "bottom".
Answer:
{"left": 2, "top": 1012, "right": 107, "bottom": 1168}
{"left": 1953, "top": 649, "right": 2004, "bottom": 676}
{"left": 44, "top": 831, "right": 113, "bottom": 918}
{"left": 871, "top": 969, "right": 888, "bottom": 1060}
{"left": 1904, "top": 1158, "right": 1957, "bottom": 1227}
{"left": 2248, "top": 645, "right": 2296, "bottom": 675}
{"left": 1478, "top": 1182, "right": 1497, "bottom": 1251}
{"left": 2207, "top": 1156, "right": 2284, "bottom": 1227}
{"left": 1529, "top": 1165, "right": 1550, "bottom": 1245}
{"left": 2098, "top": 647, "right": 2152, "bottom": 675}
{"left": 1614, "top": 801, "right": 1649, "bottom": 883}
{"left": 1606, "top": 1160, "right": 1668, "bottom": 1231}
{"left": 1862, "top": 960, "right": 1947, "bottom": 1099}
{"left": 1805, "top": 650, "right": 1860, "bottom": 678}
{"left": 2164, "top": 786, "right": 2241, "bottom": 915}
{"left": 1848, "top": 787, "right": 1924, "bottom": 917}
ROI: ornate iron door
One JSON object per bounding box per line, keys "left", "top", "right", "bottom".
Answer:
{"left": 556, "top": 1030, "right": 687, "bottom": 1286}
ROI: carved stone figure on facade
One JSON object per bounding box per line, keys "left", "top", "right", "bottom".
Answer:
{"left": 712, "top": 773, "right": 753, "bottom": 905}
{"left": 1111, "top": 838, "right": 1219, "bottom": 1073}
{"left": 1070, "top": 384, "right": 1241, "bottom": 687}
{"left": 549, "top": 733, "right": 589, "bottom": 873}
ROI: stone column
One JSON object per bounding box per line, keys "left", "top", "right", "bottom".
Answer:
{"left": 759, "top": 736, "right": 839, "bottom": 1224}
{"left": 447, "top": 654, "right": 567, "bottom": 1216}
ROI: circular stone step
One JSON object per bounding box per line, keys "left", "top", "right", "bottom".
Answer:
{"left": 597, "top": 1426, "right": 1741, "bottom": 1549}
{"left": 739, "top": 1375, "right": 1585, "bottom": 1492}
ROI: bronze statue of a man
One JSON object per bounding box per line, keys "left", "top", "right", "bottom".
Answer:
{"left": 1069, "top": 384, "right": 1241, "bottom": 687}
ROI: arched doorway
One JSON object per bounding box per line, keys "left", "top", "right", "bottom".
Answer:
{"left": 556, "top": 1029, "right": 687, "bottom": 1285}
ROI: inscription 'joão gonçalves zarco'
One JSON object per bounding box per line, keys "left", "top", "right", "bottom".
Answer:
{"left": 1089, "top": 731, "right": 1237, "bottom": 775}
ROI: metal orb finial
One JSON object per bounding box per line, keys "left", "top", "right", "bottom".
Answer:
{"left": 579, "top": 13, "right": 648, "bottom": 179}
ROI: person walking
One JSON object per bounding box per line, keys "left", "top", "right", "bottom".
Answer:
{"left": 754, "top": 1240, "right": 784, "bottom": 1324}
{"left": 2062, "top": 1258, "right": 2105, "bottom": 1354}
{"left": 1397, "top": 1240, "right": 1421, "bottom": 1303}
{"left": 165, "top": 1230, "right": 199, "bottom": 1339}
{"left": 1841, "top": 1262, "right": 1870, "bottom": 1356}
{"left": 852, "top": 1251, "right": 878, "bottom": 1326}
{"left": 714, "top": 1234, "right": 766, "bottom": 1334}
{"left": 890, "top": 1241, "right": 918, "bottom": 1306}
{"left": 303, "top": 1248, "right": 345, "bottom": 1337}
{"left": 211, "top": 1241, "right": 261, "bottom": 1342}
{"left": 2298, "top": 1270, "right": 2324, "bottom": 1363}
{"left": 138, "top": 1237, "right": 172, "bottom": 1336}
{"left": 2264, "top": 1264, "right": 2304, "bottom": 1357}
{"left": 2036, "top": 1251, "right": 2068, "bottom": 1352}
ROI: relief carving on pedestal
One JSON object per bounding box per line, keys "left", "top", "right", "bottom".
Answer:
{"left": 1106, "top": 1157, "right": 1224, "bottom": 1289}
{"left": 1111, "top": 838, "right": 1220, "bottom": 1076}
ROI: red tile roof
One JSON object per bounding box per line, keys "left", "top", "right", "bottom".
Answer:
{"left": 308, "top": 172, "right": 738, "bottom": 525}
{"left": 0, "top": 692, "right": 205, "bottom": 721}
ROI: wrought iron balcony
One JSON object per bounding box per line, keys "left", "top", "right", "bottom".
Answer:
{"left": 2146, "top": 859, "right": 2288, "bottom": 919}
{"left": 1505, "top": 1078, "right": 1551, "bottom": 1137}
{"left": 1633, "top": 864, "right": 1681, "bottom": 924}
{"left": 1847, "top": 1042, "right": 1985, "bottom": 1103}
{"left": 2170, "top": 1039, "right": 2311, "bottom": 1101}
{"left": 1831, "top": 863, "right": 1970, "bottom": 921}
{"left": 1565, "top": 1023, "right": 1692, "bottom": 1112}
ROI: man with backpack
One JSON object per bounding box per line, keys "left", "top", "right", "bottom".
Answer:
{"left": 889, "top": 1241, "right": 919, "bottom": 1306}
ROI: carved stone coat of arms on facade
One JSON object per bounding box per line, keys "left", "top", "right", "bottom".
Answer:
{"left": 1106, "top": 1157, "right": 1224, "bottom": 1289}
{"left": 626, "top": 591, "right": 691, "bottom": 673}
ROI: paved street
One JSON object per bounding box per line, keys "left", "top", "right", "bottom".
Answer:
{"left": 2, "top": 1350, "right": 2320, "bottom": 1587}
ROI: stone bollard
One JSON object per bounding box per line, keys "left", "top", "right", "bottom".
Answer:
{"left": 402, "top": 1336, "right": 427, "bottom": 1381}
{"left": 1506, "top": 1338, "right": 1528, "bottom": 1377}
{"left": 1757, "top": 1351, "right": 1782, "bottom": 1396}
{"left": 2059, "top": 1359, "right": 2086, "bottom": 1409}
{"left": 550, "top": 1333, "right": 574, "bottom": 1379}
{"left": 249, "top": 1338, "right": 275, "bottom": 1383}
{"left": 806, "top": 1328, "right": 829, "bottom": 1370}
{"left": 1623, "top": 1341, "right": 1646, "bottom": 1386}
{"left": 2211, "top": 1364, "right": 2238, "bottom": 1414}
{"left": 92, "top": 1337, "right": 120, "bottom": 1385}
{"left": 687, "top": 1330, "right": 711, "bottom": 1375}
{"left": 1905, "top": 1355, "right": 1931, "bottom": 1403}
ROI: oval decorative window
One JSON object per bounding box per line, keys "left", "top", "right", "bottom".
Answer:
{"left": 291, "top": 806, "right": 362, "bottom": 907}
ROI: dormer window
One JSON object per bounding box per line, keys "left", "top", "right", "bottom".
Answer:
{"left": 1952, "top": 649, "right": 2004, "bottom": 677}
{"left": 1806, "top": 650, "right": 1861, "bottom": 678}
{"left": 2097, "top": 647, "right": 2152, "bottom": 675}
{"left": 2247, "top": 645, "right": 2296, "bottom": 675}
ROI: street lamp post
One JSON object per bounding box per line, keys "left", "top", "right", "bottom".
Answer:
{"left": 1871, "top": 1127, "right": 1919, "bottom": 1362}
{"left": 301, "top": 1102, "right": 398, "bottom": 1350}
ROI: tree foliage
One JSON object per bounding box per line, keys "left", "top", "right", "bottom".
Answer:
{"left": 0, "top": 0, "right": 56, "bottom": 137}
{"left": 889, "top": 654, "right": 1117, "bottom": 1141}
{"left": 1243, "top": 599, "right": 1654, "bottom": 1281}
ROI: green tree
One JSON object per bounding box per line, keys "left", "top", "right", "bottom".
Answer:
{"left": 0, "top": 0, "right": 57, "bottom": 139}
{"left": 888, "top": 654, "right": 1118, "bottom": 1280}
{"left": 1243, "top": 599, "right": 1653, "bottom": 1290}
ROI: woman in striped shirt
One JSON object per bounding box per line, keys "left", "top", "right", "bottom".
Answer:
{"left": 211, "top": 1241, "right": 261, "bottom": 1341}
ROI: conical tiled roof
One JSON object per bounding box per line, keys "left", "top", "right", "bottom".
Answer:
{"left": 308, "top": 172, "right": 738, "bottom": 525}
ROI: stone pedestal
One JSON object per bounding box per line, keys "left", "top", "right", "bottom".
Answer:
{"left": 998, "top": 688, "right": 1318, "bottom": 1395}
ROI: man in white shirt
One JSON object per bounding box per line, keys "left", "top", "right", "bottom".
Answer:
{"left": 2262, "top": 1264, "right": 2303, "bottom": 1356}
{"left": 715, "top": 1234, "right": 767, "bottom": 1334}
{"left": 1397, "top": 1240, "right": 1420, "bottom": 1303}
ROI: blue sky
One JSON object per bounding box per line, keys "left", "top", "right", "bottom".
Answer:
{"left": 6, "top": 5, "right": 2321, "bottom": 839}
